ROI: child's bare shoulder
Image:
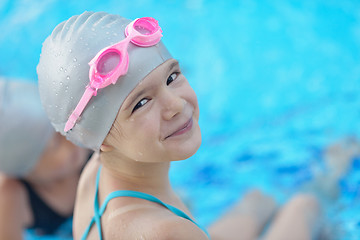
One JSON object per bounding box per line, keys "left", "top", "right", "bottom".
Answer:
{"left": 77, "top": 152, "right": 100, "bottom": 193}
{"left": 0, "top": 175, "right": 32, "bottom": 229}
{"left": 0, "top": 176, "right": 28, "bottom": 209}
{"left": 104, "top": 203, "right": 208, "bottom": 240}
{"left": 73, "top": 152, "right": 100, "bottom": 239}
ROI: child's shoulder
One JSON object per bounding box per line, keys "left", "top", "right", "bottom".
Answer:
{"left": 77, "top": 152, "right": 100, "bottom": 192}
{"left": 0, "top": 175, "right": 21, "bottom": 192}
{"left": 73, "top": 152, "right": 100, "bottom": 239}
{"left": 0, "top": 175, "right": 27, "bottom": 206}
{"left": 103, "top": 202, "right": 209, "bottom": 240}
{"left": 0, "top": 175, "right": 32, "bottom": 228}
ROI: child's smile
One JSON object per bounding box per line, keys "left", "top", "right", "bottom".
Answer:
{"left": 104, "top": 58, "right": 201, "bottom": 163}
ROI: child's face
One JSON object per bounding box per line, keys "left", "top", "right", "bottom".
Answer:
{"left": 104, "top": 59, "right": 201, "bottom": 162}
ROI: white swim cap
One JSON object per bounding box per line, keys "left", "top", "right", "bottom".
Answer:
{"left": 37, "top": 11, "right": 171, "bottom": 150}
{"left": 0, "top": 78, "right": 54, "bottom": 177}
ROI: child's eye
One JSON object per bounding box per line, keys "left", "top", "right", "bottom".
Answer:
{"left": 167, "top": 72, "right": 179, "bottom": 85}
{"left": 132, "top": 98, "right": 149, "bottom": 113}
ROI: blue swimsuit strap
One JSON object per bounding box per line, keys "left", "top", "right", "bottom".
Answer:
{"left": 81, "top": 166, "right": 210, "bottom": 240}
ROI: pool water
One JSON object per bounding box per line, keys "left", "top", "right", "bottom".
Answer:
{"left": 1, "top": 0, "right": 360, "bottom": 239}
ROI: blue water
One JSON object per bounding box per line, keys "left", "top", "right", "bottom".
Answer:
{"left": 1, "top": 0, "right": 360, "bottom": 239}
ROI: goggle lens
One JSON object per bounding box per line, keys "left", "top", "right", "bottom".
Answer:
{"left": 133, "top": 18, "right": 158, "bottom": 35}
{"left": 96, "top": 51, "right": 121, "bottom": 75}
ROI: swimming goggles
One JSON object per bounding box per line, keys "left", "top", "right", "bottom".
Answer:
{"left": 64, "top": 17, "right": 163, "bottom": 132}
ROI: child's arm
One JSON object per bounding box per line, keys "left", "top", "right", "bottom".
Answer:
{"left": 0, "top": 175, "right": 32, "bottom": 240}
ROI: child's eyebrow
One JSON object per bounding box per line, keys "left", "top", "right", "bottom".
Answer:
{"left": 167, "top": 60, "right": 180, "bottom": 73}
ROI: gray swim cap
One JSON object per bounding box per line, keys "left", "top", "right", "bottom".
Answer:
{"left": 0, "top": 78, "right": 54, "bottom": 177}
{"left": 37, "top": 11, "right": 171, "bottom": 151}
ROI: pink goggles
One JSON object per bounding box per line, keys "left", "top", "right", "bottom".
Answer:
{"left": 64, "top": 17, "right": 163, "bottom": 132}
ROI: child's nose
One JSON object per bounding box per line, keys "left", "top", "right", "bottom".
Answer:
{"left": 161, "top": 90, "right": 185, "bottom": 120}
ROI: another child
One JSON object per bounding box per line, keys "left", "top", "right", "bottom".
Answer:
{"left": 0, "top": 78, "right": 90, "bottom": 239}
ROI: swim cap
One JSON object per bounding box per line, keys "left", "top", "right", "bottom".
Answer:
{"left": 0, "top": 78, "right": 54, "bottom": 177}
{"left": 37, "top": 11, "right": 171, "bottom": 150}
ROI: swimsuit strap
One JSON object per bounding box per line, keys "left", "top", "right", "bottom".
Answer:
{"left": 81, "top": 166, "right": 210, "bottom": 239}
{"left": 81, "top": 164, "right": 103, "bottom": 240}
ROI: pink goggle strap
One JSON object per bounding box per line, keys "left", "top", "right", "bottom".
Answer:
{"left": 64, "top": 86, "right": 96, "bottom": 132}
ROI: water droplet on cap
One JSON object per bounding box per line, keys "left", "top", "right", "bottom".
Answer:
{"left": 66, "top": 76, "right": 70, "bottom": 80}
{"left": 73, "top": 58, "right": 77, "bottom": 62}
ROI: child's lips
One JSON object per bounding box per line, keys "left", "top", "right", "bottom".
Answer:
{"left": 165, "top": 117, "right": 193, "bottom": 139}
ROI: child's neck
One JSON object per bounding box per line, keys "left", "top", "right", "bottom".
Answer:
{"left": 100, "top": 151, "right": 173, "bottom": 195}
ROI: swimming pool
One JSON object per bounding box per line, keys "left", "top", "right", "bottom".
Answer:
{"left": 2, "top": 0, "right": 360, "bottom": 239}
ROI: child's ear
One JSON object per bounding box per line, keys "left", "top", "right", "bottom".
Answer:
{"left": 100, "top": 144, "right": 114, "bottom": 152}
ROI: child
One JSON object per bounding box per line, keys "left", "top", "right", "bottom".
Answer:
{"left": 0, "top": 79, "right": 90, "bottom": 239}
{"left": 37, "top": 11, "right": 322, "bottom": 240}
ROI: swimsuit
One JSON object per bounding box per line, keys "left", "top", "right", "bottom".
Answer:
{"left": 20, "top": 179, "right": 71, "bottom": 235}
{"left": 81, "top": 166, "right": 210, "bottom": 239}
{"left": 21, "top": 152, "right": 92, "bottom": 237}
